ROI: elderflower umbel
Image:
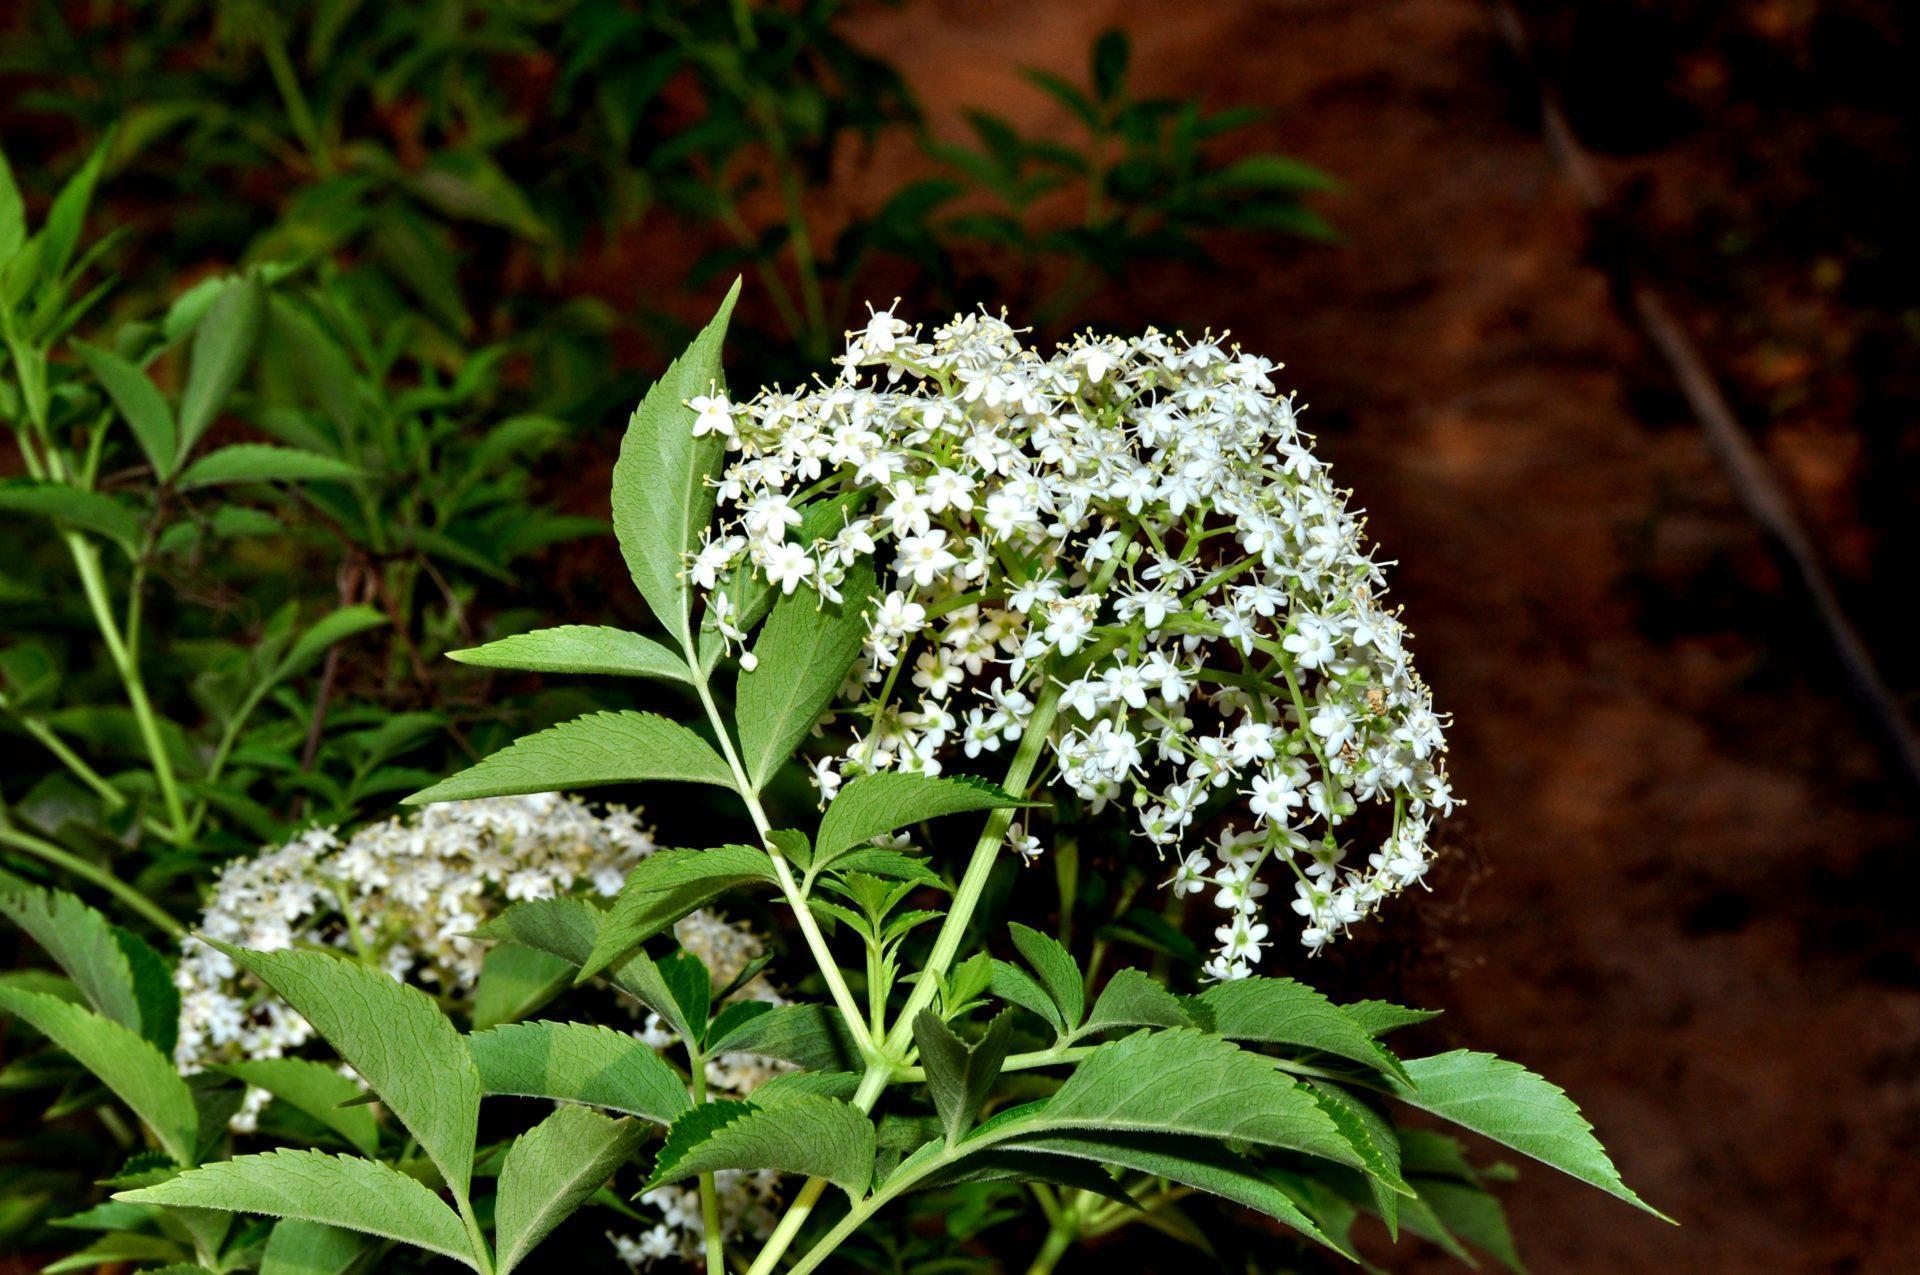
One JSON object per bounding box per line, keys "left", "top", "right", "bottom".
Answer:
{"left": 693, "top": 307, "right": 1456, "bottom": 974}
{"left": 174, "top": 794, "right": 655, "bottom": 1125}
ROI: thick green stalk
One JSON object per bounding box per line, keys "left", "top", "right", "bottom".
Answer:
{"left": 743, "top": 685, "right": 1063, "bottom": 1275}
{"left": 878, "top": 682, "right": 1062, "bottom": 1057}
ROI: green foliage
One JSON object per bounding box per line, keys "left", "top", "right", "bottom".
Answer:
{"left": 119, "top": 1151, "right": 477, "bottom": 1267}
{"left": 493, "top": 1106, "right": 647, "bottom": 1274}
{"left": 812, "top": 773, "right": 1033, "bottom": 873}
{"left": 201, "top": 940, "right": 480, "bottom": 1198}
{"left": 1389, "top": 1051, "right": 1670, "bottom": 1220}
{"left": 0, "top": 984, "right": 199, "bottom": 1165}
{"left": 1194, "top": 975, "right": 1413, "bottom": 1084}
{"left": 213, "top": 1059, "right": 379, "bottom": 1158}
{"left": 468, "top": 1020, "right": 691, "bottom": 1126}
{"left": 449, "top": 626, "right": 694, "bottom": 684}
{"left": 734, "top": 558, "right": 876, "bottom": 791}
{"left": 611, "top": 278, "right": 740, "bottom": 636}
{"left": 405, "top": 711, "right": 735, "bottom": 804}
{"left": 0, "top": 140, "right": 1653, "bottom": 1275}
{"left": 912, "top": 1010, "right": 1014, "bottom": 1147}
{"left": 580, "top": 844, "right": 777, "bottom": 980}
{"left": 652, "top": 1095, "right": 877, "bottom": 1197}
{"left": 258, "top": 1220, "right": 372, "bottom": 1275}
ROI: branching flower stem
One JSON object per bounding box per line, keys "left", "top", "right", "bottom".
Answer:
{"left": 680, "top": 630, "right": 877, "bottom": 1060}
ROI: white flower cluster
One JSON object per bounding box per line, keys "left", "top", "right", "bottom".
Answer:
{"left": 694, "top": 307, "right": 1455, "bottom": 972}
{"left": 175, "top": 794, "right": 655, "bottom": 1124}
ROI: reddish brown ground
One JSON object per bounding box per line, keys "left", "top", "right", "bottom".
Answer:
{"left": 847, "top": 2, "right": 1918, "bottom": 1271}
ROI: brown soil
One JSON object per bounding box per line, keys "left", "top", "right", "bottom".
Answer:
{"left": 848, "top": 2, "right": 1918, "bottom": 1271}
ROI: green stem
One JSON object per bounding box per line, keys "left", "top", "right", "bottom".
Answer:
{"left": 65, "top": 529, "right": 190, "bottom": 840}
{"left": 0, "top": 823, "right": 185, "bottom": 938}
{"left": 890, "top": 1042, "right": 1093, "bottom": 1084}
{"left": 683, "top": 637, "right": 875, "bottom": 1057}
{"left": 6, "top": 704, "right": 127, "bottom": 813}
{"left": 259, "top": 26, "right": 329, "bottom": 172}
{"left": 456, "top": 1193, "right": 494, "bottom": 1275}
{"left": 689, "top": 1057, "right": 727, "bottom": 1275}
{"left": 742, "top": 685, "right": 1062, "bottom": 1275}
{"left": 1025, "top": 1224, "right": 1075, "bottom": 1275}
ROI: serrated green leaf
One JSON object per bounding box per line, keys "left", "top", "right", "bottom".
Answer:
{"left": 813, "top": 773, "right": 1033, "bottom": 871}
{"left": 176, "top": 273, "right": 267, "bottom": 462}
{"left": 116, "top": 1150, "right": 475, "bottom": 1267}
{"left": 651, "top": 1094, "right": 874, "bottom": 1196}
{"left": 703, "top": 1002, "right": 864, "bottom": 1072}
{"left": 612, "top": 280, "right": 739, "bottom": 634}
{"left": 913, "top": 1010, "right": 1014, "bottom": 1145}
{"left": 1389, "top": 1051, "right": 1667, "bottom": 1219}
{"left": 578, "top": 845, "right": 776, "bottom": 981}
{"left": 0, "top": 886, "right": 142, "bottom": 1033}
{"left": 177, "top": 444, "right": 361, "bottom": 489}
{"left": 0, "top": 480, "right": 139, "bottom": 551}
{"left": 473, "top": 897, "right": 689, "bottom": 1026}
{"left": 113, "top": 925, "right": 180, "bottom": 1058}
{"left": 472, "top": 943, "right": 575, "bottom": 1030}
{"left": 995, "top": 1132, "right": 1349, "bottom": 1257}
{"left": 448, "top": 626, "right": 692, "bottom": 683}
{"left": 495, "top": 1105, "right": 646, "bottom": 1273}
{"left": 72, "top": 339, "right": 177, "bottom": 477}
{"left": 1083, "top": 968, "right": 1192, "bottom": 1035}
{"left": 1310, "top": 1080, "right": 1410, "bottom": 1235}
{"left": 41, "top": 1232, "right": 184, "bottom": 1272}
{"left": 825, "top": 848, "right": 945, "bottom": 888}
{"left": 988, "top": 959, "right": 1066, "bottom": 1039}
{"left": 259, "top": 1218, "right": 373, "bottom": 1275}
{"left": 735, "top": 556, "right": 874, "bottom": 790}
{"left": 201, "top": 942, "right": 479, "bottom": 1198}
{"left": 1344, "top": 999, "right": 1442, "bottom": 1037}
{"left": 468, "top": 1020, "right": 690, "bottom": 1125}
{"left": 1416, "top": 1175, "right": 1527, "bottom": 1273}
{"left": 1193, "top": 977, "right": 1411, "bottom": 1085}
{"left": 0, "top": 986, "right": 197, "bottom": 1163}
{"left": 215, "top": 1059, "right": 379, "bottom": 1157}
{"left": 750, "top": 1071, "right": 861, "bottom": 1103}
{"left": 1008, "top": 923, "right": 1083, "bottom": 1032}
{"left": 406, "top": 711, "right": 733, "bottom": 805}
{"left": 1018, "top": 1029, "right": 1365, "bottom": 1172}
